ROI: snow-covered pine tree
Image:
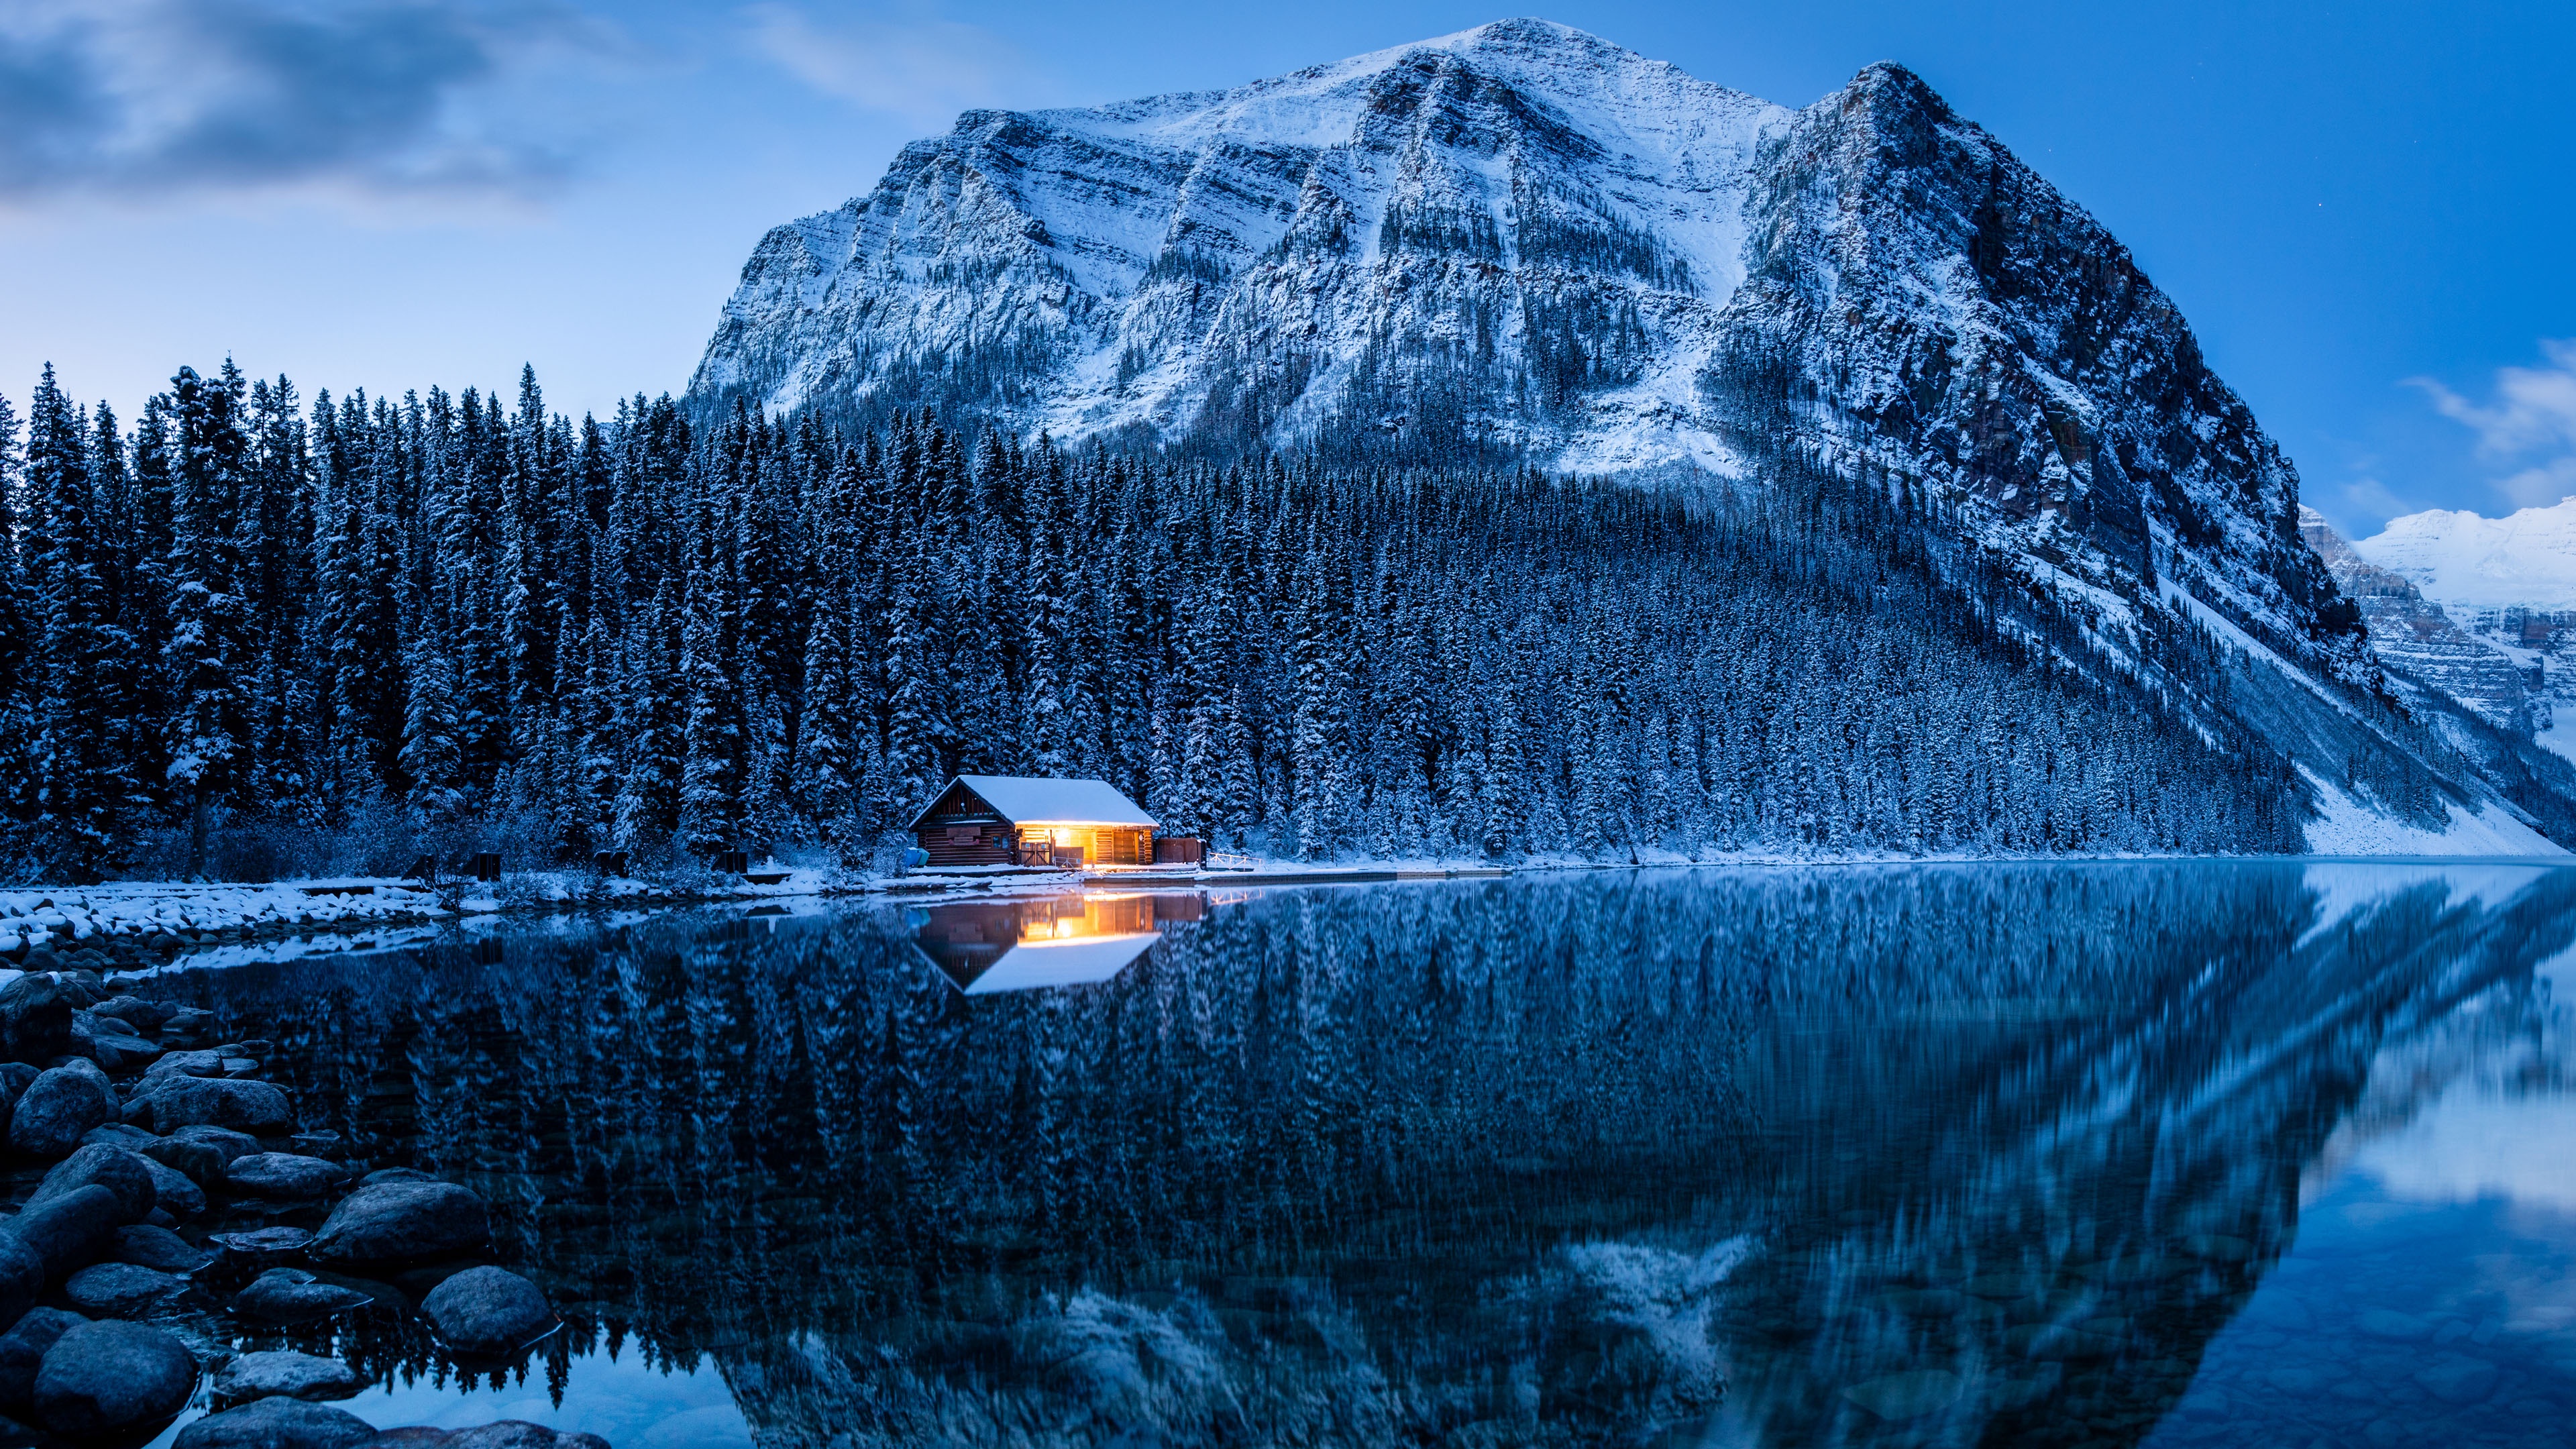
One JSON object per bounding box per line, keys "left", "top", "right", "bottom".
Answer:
{"left": 241, "top": 374, "right": 315, "bottom": 819}
{"left": 676, "top": 494, "right": 742, "bottom": 858}
{"left": 24, "top": 367, "right": 122, "bottom": 877}
{"left": 1289, "top": 532, "right": 1357, "bottom": 860}
{"left": 85, "top": 400, "right": 152, "bottom": 835}
{"left": 612, "top": 573, "right": 683, "bottom": 849}
{"left": 160, "top": 364, "right": 254, "bottom": 875}
{"left": 0, "top": 390, "right": 31, "bottom": 830}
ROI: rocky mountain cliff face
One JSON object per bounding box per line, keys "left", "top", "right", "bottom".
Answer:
{"left": 2340, "top": 498, "right": 2576, "bottom": 766}
{"left": 2302, "top": 507, "right": 2537, "bottom": 734}
{"left": 693, "top": 19, "right": 1782, "bottom": 472}
{"left": 692, "top": 19, "right": 2575, "bottom": 849}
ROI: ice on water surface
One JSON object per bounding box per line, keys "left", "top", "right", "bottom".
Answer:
{"left": 136, "top": 863, "right": 2576, "bottom": 1447}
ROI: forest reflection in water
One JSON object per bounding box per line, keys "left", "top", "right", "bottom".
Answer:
{"left": 142, "top": 863, "right": 2576, "bottom": 1447}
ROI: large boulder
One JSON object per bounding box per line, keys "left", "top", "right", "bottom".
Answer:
{"left": 89, "top": 1032, "right": 162, "bottom": 1073}
{"left": 211, "top": 1227, "right": 311, "bottom": 1266}
{"left": 29, "top": 1144, "right": 158, "bottom": 1223}
{"left": 0, "top": 977, "right": 68, "bottom": 1066}
{"left": 5, "top": 1184, "right": 121, "bottom": 1282}
{"left": 138, "top": 1135, "right": 228, "bottom": 1189}
{"left": 91, "top": 999, "right": 170, "bottom": 1033}
{"left": 168, "top": 1124, "right": 261, "bottom": 1165}
{"left": 0, "top": 1064, "right": 33, "bottom": 1131}
{"left": 6, "top": 1066, "right": 113, "bottom": 1157}
{"left": 62, "top": 1261, "right": 185, "bottom": 1317}
{"left": 175, "top": 1395, "right": 375, "bottom": 1449}
{"left": 421, "top": 1268, "right": 552, "bottom": 1356}
{"left": 145, "top": 1077, "right": 293, "bottom": 1135}
{"left": 32, "top": 1320, "right": 196, "bottom": 1437}
{"left": 309, "top": 1182, "right": 487, "bottom": 1265}
{"left": 228, "top": 1155, "right": 350, "bottom": 1200}
{"left": 0, "top": 1308, "right": 78, "bottom": 1413}
{"left": 213, "top": 1350, "right": 360, "bottom": 1403}
{"left": 353, "top": 1425, "right": 610, "bottom": 1449}
{"left": 142, "top": 1156, "right": 207, "bottom": 1218}
{"left": 113, "top": 1224, "right": 214, "bottom": 1275}
{"left": 0, "top": 1238, "right": 38, "bottom": 1331}
{"left": 230, "top": 1269, "right": 370, "bottom": 1324}
{"left": 450, "top": 1426, "right": 611, "bottom": 1449}
{"left": 48, "top": 973, "right": 101, "bottom": 1010}
{"left": 144, "top": 1049, "right": 226, "bottom": 1081}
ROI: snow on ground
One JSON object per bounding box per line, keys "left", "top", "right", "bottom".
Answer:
{"left": 0, "top": 879, "right": 452, "bottom": 951}
{"left": 2299, "top": 767, "right": 2567, "bottom": 857}
{"left": 0, "top": 866, "right": 849, "bottom": 955}
{"left": 2538, "top": 714, "right": 2576, "bottom": 769}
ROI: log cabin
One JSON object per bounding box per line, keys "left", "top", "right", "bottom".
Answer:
{"left": 906, "top": 775, "right": 1159, "bottom": 867}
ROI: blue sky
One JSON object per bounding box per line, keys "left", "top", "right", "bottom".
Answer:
{"left": 0, "top": 0, "right": 2568, "bottom": 537}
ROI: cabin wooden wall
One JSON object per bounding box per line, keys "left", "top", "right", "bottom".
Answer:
{"left": 1086, "top": 828, "right": 1152, "bottom": 866}
{"left": 918, "top": 822, "right": 1012, "bottom": 867}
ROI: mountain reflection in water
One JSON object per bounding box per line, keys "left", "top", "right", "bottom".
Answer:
{"left": 146, "top": 863, "right": 2576, "bottom": 1447}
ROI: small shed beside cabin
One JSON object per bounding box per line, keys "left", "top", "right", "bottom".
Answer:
{"left": 908, "top": 775, "right": 1159, "bottom": 868}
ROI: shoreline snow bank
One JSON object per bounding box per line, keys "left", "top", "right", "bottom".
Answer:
{"left": 0, "top": 867, "right": 849, "bottom": 958}
{"left": 0, "top": 879, "right": 453, "bottom": 953}
{"left": 13, "top": 835, "right": 2572, "bottom": 966}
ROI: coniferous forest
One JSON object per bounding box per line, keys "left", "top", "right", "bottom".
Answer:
{"left": 0, "top": 360, "right": 2304, "bottom": 883}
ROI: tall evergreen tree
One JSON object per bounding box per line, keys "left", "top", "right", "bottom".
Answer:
{"left": 161, "top": 364, "right": 252, "bottom": 875}
{"left": 23, "top": 367, "right": 121, "bottom": 877}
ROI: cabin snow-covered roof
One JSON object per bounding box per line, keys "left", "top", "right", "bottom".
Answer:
{"left": 910, "top": 775, "right": 1159, "bottom": 830}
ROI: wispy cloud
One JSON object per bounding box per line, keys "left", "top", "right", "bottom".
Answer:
{"left": 2411, "top": 339, "right": 2576, "bottom": 511}
{"left": 741, "top": 3, "right": 1057, "bottom": 129}
{"left": 0, "top": 0, "right": 610, "bottom": 207}
{"left": 2333, "top": 475, "right": 2414, "bottom": 527}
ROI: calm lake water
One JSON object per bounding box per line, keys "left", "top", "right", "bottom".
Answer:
{"left": 131, "top": 863, "right": 2576, "bottom": 1447}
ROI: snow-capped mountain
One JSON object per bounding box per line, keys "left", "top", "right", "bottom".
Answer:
{"left": 2303, "top": 507, "right": 2538, "bottom": 735}
{"left": 2348, "top": 498, "right": 2576, "bottom": 765}
{"left": 694, "top": 19, "right": 1780, "bottom": 474}
{"left": 2356, "top": 497, "right": 2576, "bottom": 611}
{"left": 692, "top": 19, "right": 2576, "bottom": 851}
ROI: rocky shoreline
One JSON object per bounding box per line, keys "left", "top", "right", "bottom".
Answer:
{"left": 0, "top": 943, "right": 603, "bottom": 1448}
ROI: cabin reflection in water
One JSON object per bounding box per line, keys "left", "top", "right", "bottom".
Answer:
{"left": 909, "top": 892, "right": 1203, "bottom": 994}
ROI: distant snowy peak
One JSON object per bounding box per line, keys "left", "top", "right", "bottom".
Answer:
{"left": 1057, "top": 18, "right": 1769, "bottom": 155}
{"left": 2301, "top": 506, "right": 2537, "bottom": 735}
{"left": 2355, "top": 497, "right": 2576, "bottom": 612}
